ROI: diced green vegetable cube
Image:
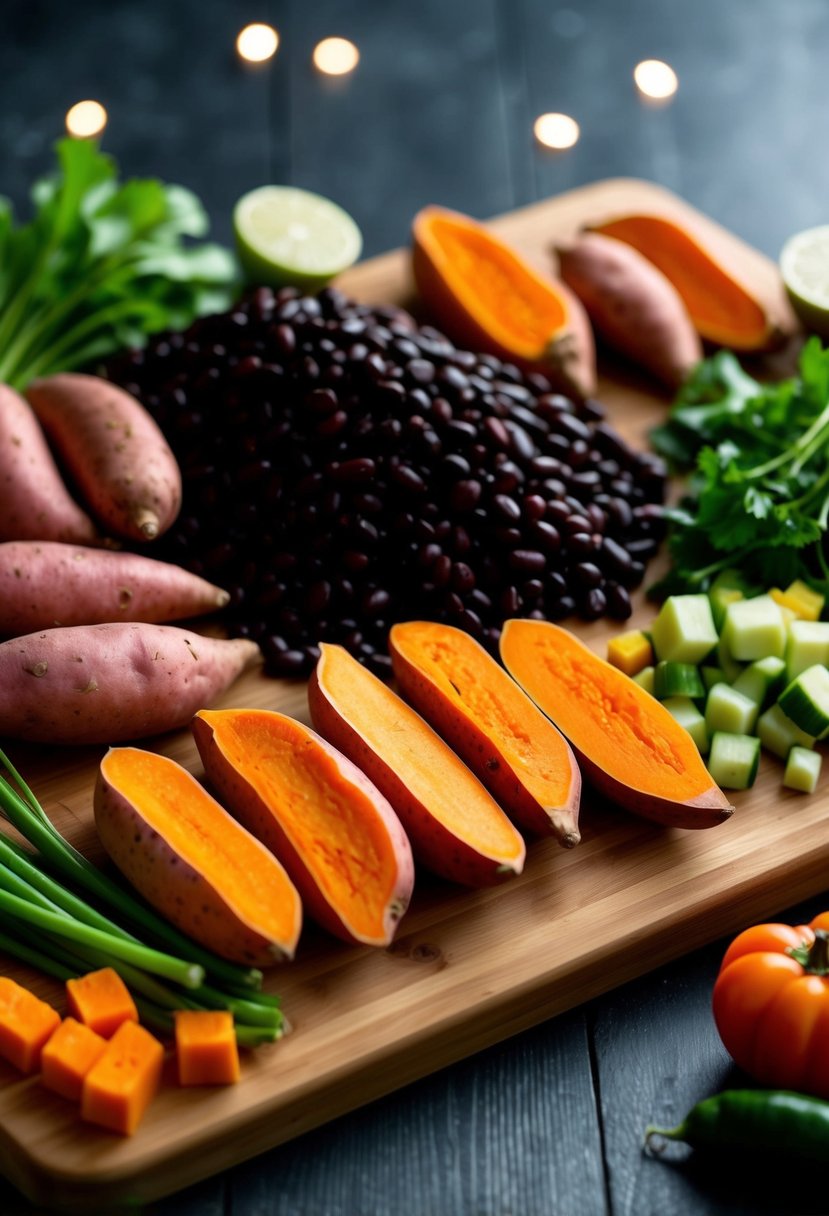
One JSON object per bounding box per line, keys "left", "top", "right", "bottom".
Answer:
{"left": 632, "top": 666, "right": 655, "bottom": 695}
{"left": 731, "top": 656, "right": 786, "bottom": 708}
{"left": 653, "top": 661, "right": 705, "bottom": 701}
{"left": 662, "top": 696, "right": 709, "bottom": 754}
{"left": 721, "top": 595, "right": 787, "bottom": 661}
{"left": 786, "top": 620, "right": 829, "bottom": 682}
{"left": 783, "top": 746, "right": 823, "bottom": 794}
{"left": 650, "top": 595, "right": 719, "bottom": 664}
{"left": 705, "top": 682, "right": 759, "bottom": 736}
{"left": 716, "top": 637, "right": 744, "bottom": 684}
{"left": 756, "top": 703, "right": 817, "bottom": 759}
{"left": 709, "top": 584, "right": 744, "bottom": 633}
{"left": 701, "top": 665, "right": 727, "bottom": 692}
{"left": 707, "top": 732, "right": 761, "bottom": 790}
{"left": 778, "top": 665, "right": 829, "bottom": 737}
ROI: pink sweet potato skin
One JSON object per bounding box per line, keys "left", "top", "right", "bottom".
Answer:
{"left": 192, "top": 709, "right": 415, "bottom": 947}
{"left": 94, "top": 750, "right": 299, "bottom": 965}
{"left": 0, "top": 383, "right": 102, "bottom": 545}
{"left": 0, "top": 623, "right": 260, "bottom": 744}
{"left": 557, "top": 232, "right": 703, "bottom": 389}
{"left": 307, "top": 661, "right": 525, "bottom": 888}
{"left": 26, "top": 373, "right": 182, "bottom": 543}
{"left": 0, "top": 541, "right": 230, "bottom": 636}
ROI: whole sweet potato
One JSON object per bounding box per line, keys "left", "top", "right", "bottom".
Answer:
{"left": 557, "top": 232, "right": 703, "bottom": 389}
{"left": 0, "top": 541, "right": 230, "bottom": 636}
{"left": 26, "top": 373, "right": 182, "bottom": 543}
{"left": 0, "top": 623, "right": 260, "bottom": 744}
{"left": 0, "top": 383, "right": 102, "bottom": 545}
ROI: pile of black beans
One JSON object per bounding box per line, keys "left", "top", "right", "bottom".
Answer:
{"left": 103, "top": 285, "right": 667, "bottom": 679}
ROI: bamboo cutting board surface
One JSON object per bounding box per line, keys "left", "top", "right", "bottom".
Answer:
{"left": 0, "top": 179, "right": 818, "bottom": 1211}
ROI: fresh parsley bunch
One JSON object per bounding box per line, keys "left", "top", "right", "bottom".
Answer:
{"left": 650, "top": 338, "right": 829, "bottom": 597}
{"left": 0, "top": 138, "right": 238, "bottom": 389}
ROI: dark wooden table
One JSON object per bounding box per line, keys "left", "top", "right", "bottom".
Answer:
{"left": 3, "top": 2, "right": 829, "bottom": 1212}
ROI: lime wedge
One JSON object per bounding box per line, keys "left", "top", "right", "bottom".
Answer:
{"left": 233, "top": 185, "right": 362, "bottom": 290}
{"left": 780, "top": 224, "right": 829, "bottom": 339}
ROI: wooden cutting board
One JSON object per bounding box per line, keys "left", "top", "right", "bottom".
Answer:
{"left": 0, "top": 179, "right": 815, "bottom": 1211}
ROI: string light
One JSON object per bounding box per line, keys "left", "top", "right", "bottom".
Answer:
{"left": 634, "top": 59, "right": 678, "bottom": 101}
{"left": 533, "top": 113, "right": 580, "bottom": 150}
{"left": 313, "top": 37, "right": 360, "bottom": 76}
{"left": 65, "top": 100, "right": 108, "bottom": 138}
{"left": 236, "top": 23, "right": 279, "bottom": 64}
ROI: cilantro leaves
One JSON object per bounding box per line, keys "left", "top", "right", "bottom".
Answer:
{"left": 651, "top": 339, "right": 829, "bottom": 596}
{"left": 0, "top": 138, "right": 237, "bottom": 390}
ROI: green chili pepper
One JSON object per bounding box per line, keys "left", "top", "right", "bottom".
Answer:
{"left": 646, "top": 1090, "right": 829, "bottom": 1162}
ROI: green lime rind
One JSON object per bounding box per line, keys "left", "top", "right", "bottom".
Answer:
{"left": 780, "top": 224, "right": 829, "bottom": 340}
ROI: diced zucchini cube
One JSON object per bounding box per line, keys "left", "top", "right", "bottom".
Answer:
{"left": 654, "top": 661, "right": 705, "bottom": 701}
{"left": 731, "top": 656, "right": 786, "bottom": 708}
{"left": 783, "top": 746, "right": 823, "bottom": 794}
{"left": 662, "top": 696, "right": 709, "bottom": 754}
{"left": 778, "top": 665, "right": 829, "bottom": 737}
{"left": 705, "top": 682, "right": 759, "bottom": 736}
{"left": 701, "top": 665, "right": 727, "bottom": 692}
{"left": 632, "top": 665, "right": 655, "bottom": 695}
{"left": 721, "top": 595, "right": 786, "bottom": 661}
{"left": 771, "top": 580, "right": 825, "bottom": 622}
{"left": 786, "top": 620, "right": 829, "bottom": 682}
{"left": 607, "top": 629, "right": 653, "bottom": 677}
{"left": 709, "top": 585, "right": 744, "bottom": 633}
{"left": 756, "top": 703, "right": 817, "bottom": 759}
{"left": 716, "top": 637, "right": 744, "bottom": 684}
{"left": 707, "top": 732, "right": 761, "bottom": 791}
{"left": 650, "top": 595, "right": 718, "bottom": 664}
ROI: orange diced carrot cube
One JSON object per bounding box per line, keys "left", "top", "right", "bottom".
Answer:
{"left": 81, "top": 1020, "right": 164, "bottom": 1136}
{"left": 175, "top": 1010, "right": 240, "bottom": 1086}
{"left": 66, "top": 967, "right": 138, "bottom": 1038}
{"left": 41, "top": 1017, "right": 108, "bottom": 1102}
{"left": 0, "top": 976, "right": 61, "bottom": 1074}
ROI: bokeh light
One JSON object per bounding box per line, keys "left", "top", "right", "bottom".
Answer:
{"left": 313, "top": 37, "right": 360, "bottom": 76}
{"left": 634, "top": 59, "right": 679, "bottom": 100}
{"left": 65, "top": 100, "right": 108, "bottom": 138}
{"left": 533, "top": 113, "right": 580, "bottom": 150}
{"left": 236, "top": 23, "right": 279, "bottom": 63}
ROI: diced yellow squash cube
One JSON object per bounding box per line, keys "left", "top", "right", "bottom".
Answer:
{"left": 607, "top": 630, "right": 653, "bottom": 677}
{"left": 770, "top": 580, "right": 825, "bottom": 622}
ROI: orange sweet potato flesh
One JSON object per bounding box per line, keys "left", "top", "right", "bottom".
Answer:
{"left": 389, "top": 621, "right": 581, "bottom": 846}
{"left": 0, "top": 976, "right": 61, "bottom": 1073}
{"left": 413, "top": 205, "right": 596, "bottom": 399}
{"left": 192, "top": 708, "right": 414, "bottom": 947}
{"left": 309, "top": 643, "right": 526, "bottom": 886}
{"left": 499, "top": 620, "right": 734, "bottom": 830}
{"left": 81, "top": 1020, "right": 164, "bottom": 1135}
{"left": 66, "top": 967, "right": 138, "bottom": 1039}
{"left": 589, "top": 214, "right": 778, "bottom": 351}
{"left": 175, "top": 1009, "right": 240, "bottom": 1086}
{"left": 41, "top": 1017, "right": 108, "bottom": 1101}
{"left": 95, "top": 747, "right": 302, "bottom": 965}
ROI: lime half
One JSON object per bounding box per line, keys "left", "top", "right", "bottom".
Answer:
{"left": 234, "top": 185, "right": 362, "bottom": 291}
{"left": 780, "top": 224, "right": 829, "bottom": 339}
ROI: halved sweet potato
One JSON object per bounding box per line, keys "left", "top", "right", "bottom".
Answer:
{"left": 389, "top": 621, "right": 581, "bottom": 846}
{"left": 192, "top": 708, "right": 415, "bottom": 947}
{"left": 95, "top": 747, "right": 302, "bottom": 965}
{"left": 499, "top": 620, "right": 734, "bottom": 829}
{"left": 308, "top": 643, "right": 526, "bottom": 887}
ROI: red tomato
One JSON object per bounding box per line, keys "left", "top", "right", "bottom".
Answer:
{"left": 713, "top": 916, "right": 829, "bottom": 1098}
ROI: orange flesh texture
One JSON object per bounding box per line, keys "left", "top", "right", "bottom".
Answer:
{"left": 595, "top": 216, "right": 769, "bottom": 347}
{"left": 500, "top": 621, "right": 714, "bottom": 801}
{"left": 418, "top": 210, "right": 569, "bottom": 360}
{"left": 66, "top": 967, "right": 138, "bottom": 1039}
{"left": 101, "top": 748, "right": 300, "bottom": 950}
{"left": 200, "top": 709, "right": 398, "bottom": 942}
{"left": 391, "top": 622, "right": 573, "bottom": 807}
{"left": 81, "top": 1019, "right": 163, "bottom": 1135}
{"left": 0, "top": 976, "right": 61, "bottom": 1073}
{"left": 175, "top": 1009, "right": 240, "bottom": 1086}
{"left": 41, "top": 1017, "right": 107, "bottom": 1101}
{"left": 319, "top": 645, "right": 524, "bottom": 864}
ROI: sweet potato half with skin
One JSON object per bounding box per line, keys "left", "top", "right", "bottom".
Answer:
{"left": 0, "top": 383, "right": 102, "bottom": 545}
{"left": 193, "top": 708, "right": 415, "bottom": 947}
{"left": 0, "top": 622, "right": 260, "bottom": 744}
{"left": 26, "top": 372, "right": 182, "bottom": 543}
{"left": 500, "top": 619, "right": 734, "bottom": 830}
{"left": 556, "top": 232, "right": 703, "bottom": 390}
{"left": 389, "top": 621, "right": 581, "bottom": 846}
{"left": 95, "top": 747, "right": 302, "bottom": 966}
{"left": 412, "top": 205, "right": 596, "bottom": 400}
{"left": 0, "top": 541, "right": 230, "bottom": 636}
{"left": 309, "top": 643, "right": 526, "bottom": 887}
